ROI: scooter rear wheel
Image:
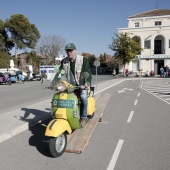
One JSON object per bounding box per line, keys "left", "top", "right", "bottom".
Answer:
{"left": 49, "top": 132, "right": 67, "bottom": 157}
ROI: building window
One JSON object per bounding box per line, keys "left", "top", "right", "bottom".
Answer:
{"left": 155, "top": 21, "right": 162, "bottom": 26}
{"left": 144, "top": 40, "right": 151, "bottom": 49}
{"left": 135, "top": 22, "right": 139, "bottom": 27}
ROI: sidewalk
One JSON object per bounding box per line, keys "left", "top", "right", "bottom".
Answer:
{"left": 0, "top": 77, "right": 126, "bottom": 143}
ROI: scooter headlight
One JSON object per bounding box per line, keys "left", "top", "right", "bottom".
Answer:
{"left": 56, "top": 82, "right": 66, "bottom": 92}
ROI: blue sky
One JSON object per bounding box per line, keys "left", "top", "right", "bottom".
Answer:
{"left": 0, "top": 0, "right": 169, "bottom": 57}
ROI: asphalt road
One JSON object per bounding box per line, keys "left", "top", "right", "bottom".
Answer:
{"left": 0, "top": 74, "right": 113, "bottom": 114}
{"left": 0, "top": 77, "right": 170, "bottom": 170}
{"left": 0, "top": 80, "right": 54, "bottom": 114}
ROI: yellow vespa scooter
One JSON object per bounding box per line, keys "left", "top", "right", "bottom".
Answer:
{"left": 45, "top": 70, "right": 96, "bottom": 157}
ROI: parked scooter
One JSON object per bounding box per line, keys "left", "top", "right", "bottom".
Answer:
{"left": 32, "top": 72, "right": 42, "bottom": 81}
{"left": 45, "top": 70, "right": 96, "bottom": 157}
{"left": 24, "top": 71, "right": 31, "bottom": 81}
{"left": 125, "top": 69, "right": 129, "bottom": 76}
{"left": 0, "top": 72, "right": 11, "bottom": 85}
{"left": 24, "top": 71, "right": 42, "bottom": 81}
{"left": 16, "top": 70, "right": 24, "bottom": 83}
{"left": 150, "top": 70, "right": 154, "bottom": 77}
{"left": 9, "top": 74, "right": 24, "bottom": 83}
{"left": 144, "top": 71, "right": 150, "bottom": 77}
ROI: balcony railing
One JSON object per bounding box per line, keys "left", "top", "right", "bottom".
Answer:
{"left": 154, "top": 49, "right": 165, "bottom": 54}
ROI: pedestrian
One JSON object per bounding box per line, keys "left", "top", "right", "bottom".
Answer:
{"left": 16, "top": 69, "right": 23, "bottom": 81}
{"left": 60, "top": 43, "right": 92, "bottom": 127}
{"left": 112, "top": 69, "right": 116, "bottom": 76}
{"left": 165, "top": 65, "right": 169, "bottom": 78}
{"left": 160, "top": 66, "right": 164, "bottom": 78}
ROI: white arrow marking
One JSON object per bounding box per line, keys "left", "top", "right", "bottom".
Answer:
{"left": 118, "top": 88, "right": 134, "bottom": 93}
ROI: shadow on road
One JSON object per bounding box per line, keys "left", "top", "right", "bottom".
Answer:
{"left": 19, "top": 107, "right": 50, "bottom": 123}
{"left": 28, "top": 118, "right": 53, "bottom": 157}
{"left": 18, "top": 107, "right": 54, "bottom": 157}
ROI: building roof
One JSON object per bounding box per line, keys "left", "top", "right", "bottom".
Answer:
{"left": 128, "top": 9, "right": 170, "bottom": 19}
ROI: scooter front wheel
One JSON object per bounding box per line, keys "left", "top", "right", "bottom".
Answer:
{"left": 49, "top": 132, "right": 67, "bottom": 157}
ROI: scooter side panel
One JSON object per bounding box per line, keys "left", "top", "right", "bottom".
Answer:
{"left": 52, "top": 92, "right": 81, "bottom": 129}
{"left": 45, "top": 119, "right": 72, "bottom": 137}
{"left": 87, "top": 97, "right": 96, "bottom": 115}
{"left": 66, "top": 93, "right": 81, "bottom": 129}
{"left": 52, "top": 93, "right": 60, "bottom": 118}
{"left": 52, "top": 93, "right": 67, "bottom": 119}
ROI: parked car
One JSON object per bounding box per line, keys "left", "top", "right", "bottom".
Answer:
{"left": 106, "top": 67, "right": 112, "bottom": 73}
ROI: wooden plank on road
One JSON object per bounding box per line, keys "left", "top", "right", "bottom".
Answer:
{"left": 65, "top": 93, "right": 111, "bottom": 153}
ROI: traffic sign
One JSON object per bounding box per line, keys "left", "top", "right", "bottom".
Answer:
{"left": 94, "top": 60, "right": 100, "bottom": 67}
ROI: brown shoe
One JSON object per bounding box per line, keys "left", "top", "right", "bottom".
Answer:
{"left": 80, "top": 119, "right": 86, "bottom": 128}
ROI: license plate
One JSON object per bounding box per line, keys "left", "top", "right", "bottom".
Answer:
{"left": 52, "top": 99, "right": 75, "bottom": 108}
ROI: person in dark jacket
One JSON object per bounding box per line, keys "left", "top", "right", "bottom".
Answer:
{"left": 160, "top": 66, "right": 164, "bottom": 77}
{"left": 164, "top": 65, "right": 169, "bottom": 78}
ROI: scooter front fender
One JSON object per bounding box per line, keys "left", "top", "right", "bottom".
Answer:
{"left": 45, "top": 119, "right": 72, "bottom": 137}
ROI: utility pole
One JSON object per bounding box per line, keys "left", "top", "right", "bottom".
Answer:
{"left": 93, "top": 60, "right": 100, "bottom": 89}
{"left": 156, "top": 0, "right": 159, "bottom": 9}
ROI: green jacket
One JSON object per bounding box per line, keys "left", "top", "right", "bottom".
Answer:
{"left": 61, "top": 55, "right": 92, "bottom": 85}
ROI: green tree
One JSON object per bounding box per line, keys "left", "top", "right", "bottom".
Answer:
{"left": 88, "top": 55, "right": 96, "bottom": 67}
{"left": 0, "top": 19, "right": 14, "bottom": 52}
{"left": 5, "top": 14, "right": 40, "bottom": 58}
{"left": 109, "top": 32, "right": 142, "bottom": 74}
{"left": 0, "top": 52, "right": 18, "bottom": 68}
{"left": 99, "top": 53, "right": 107, "bottom": 67}
{"left": 132, "top": 35, "right": 141, "bottom": 55}
{"left": 27, "top": 51, "right": 40, "bottom": 72}
{"left": 81, "top": 52, "right": 96, "bottom": 67}
{"left": 0, "top": 20, "right": 6, "bottom": 51}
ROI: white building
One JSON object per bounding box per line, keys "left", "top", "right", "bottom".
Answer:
{"left": 118, "top": 9, "right": 170, "bottom": 75}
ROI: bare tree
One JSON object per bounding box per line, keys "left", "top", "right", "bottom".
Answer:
{"left": 36, "top": 34, "right": 66, "bottom": 64}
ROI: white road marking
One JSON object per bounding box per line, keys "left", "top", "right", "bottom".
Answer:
{"left": 95, "top": 79, "right": 126, "bottom": 95}
{"left": 166, "top": 82, "right": 170, "bottom": 86}
{"left": 141, "top": 87, "right": 170, "bottom": 105}
{"left": 137, "top": 93, "right": 140, "bottom": 97}
{"left": 146, "top": 88, "right": 169, "bottom": 90}
{"left": 127, "top": 111, "right": 134, "bottom": 123}
{"left": 134, "top": 100, "right": 138, "bottom": 105}
{"left": 165, "top": 98, "right": 170, "bottom": 101}
{"left": 158, "top": 95, "right": 170, "bottom": 97}
{"left": 107, "top": 139, "right": 124, "bottom": 170}
{"left": 118, "top": 88, "right": 133, "bottom": 93}
{"left": 149, "top": 90, "right": 170, "bottom": 93}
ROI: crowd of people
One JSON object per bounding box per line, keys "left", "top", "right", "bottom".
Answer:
{"left": 160, "top": 65, "right": 169, "bottom": 78}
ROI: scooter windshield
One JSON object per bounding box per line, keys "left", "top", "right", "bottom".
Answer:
{"left": 50, "top": 69, "right": 77, "bottom": 87}
{"left": 51, "top": 69, "right": 66, "bottom": 86}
